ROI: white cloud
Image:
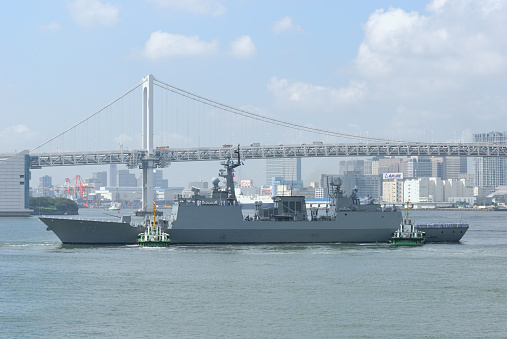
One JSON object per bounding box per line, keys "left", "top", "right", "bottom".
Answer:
{"left": 272, "top": 16, "right": 302, "bottom": 34}
{"left": 147, "top": 0, "right": 225, "bottom": 16}
{"left": 355, "top": 3, "right": 507, "bottom": 80}
{"left": 142, "top": 31, "right": 219, "bottom": 59}
{"left": 40, "top": 21, "right": 61, "bottom": 32}
{"left": 68, "top": 0, "right": 119, "bottom": 27}
{"left": 267, "top": 77, "right": 365, "bottom": 108}
{"left": 0, "top": 125, "right": 38, "bottom": 152}
{"left": 268, "top": 1, "right": 507, "bottom": 141}
{"left": 229, "top": 36, "right": 256, "bottom": 58}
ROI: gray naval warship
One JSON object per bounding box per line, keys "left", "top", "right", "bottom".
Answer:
{"left": 40, "top": 151, "right": 467, "bottom": 244}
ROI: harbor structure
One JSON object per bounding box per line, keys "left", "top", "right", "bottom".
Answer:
{"left": 0, "top": 151, "right": 32, "bottom": 217}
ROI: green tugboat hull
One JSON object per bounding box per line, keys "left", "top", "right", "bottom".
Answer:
{"left": 389, "top": 238, "right": 425, "bottom": 246}
{"left": 138, "top": 241, "right": 171, "bottom": 247}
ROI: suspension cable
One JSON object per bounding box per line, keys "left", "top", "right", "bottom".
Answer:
{"left": 30, "top": 82, "right": 143, "bottom": 152}
{"left": 153, "top": 77, "right": 398, "bottom": 143}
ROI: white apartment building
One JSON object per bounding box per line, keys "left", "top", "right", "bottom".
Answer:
{"left": 404, "top": 178, "right": 429, "bottom": 203}
{"left": 428, "top": 177, "right": 444, "bottom": 202}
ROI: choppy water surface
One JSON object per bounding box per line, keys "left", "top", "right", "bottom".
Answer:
{"left": 1, "top": 209, "right": 506, "bottom": 338}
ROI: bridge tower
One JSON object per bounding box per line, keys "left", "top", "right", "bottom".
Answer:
{"left": 141, "top": 74, "right": 155, "bottom": 212}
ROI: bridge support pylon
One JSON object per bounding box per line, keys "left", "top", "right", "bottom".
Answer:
{"left": 141, "top": 74, "right": 154, "bottom": 212}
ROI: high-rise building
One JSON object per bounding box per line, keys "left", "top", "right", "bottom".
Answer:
{"left": 442, "top": 157, "right": 467, "bottom": 179}
{"left": 91, "top": 171, "right": 107, "bottom": 189}
{"left": 38, "top": 175, "right": 53, "bottom": 197}
{"left": 265, "top": 158, "right": 302, "bottom": 187}
{"left": 110, "top": 164, "right": 117, "bottom": 187}
{"left": 154, "top": 169, "right": 168, "bottom": 189}
{"left": 400, "top": 157, "right": 417, "bottom": 178}
{"left": 474, "top": 131, "right": 507, "bottom": 188}
{"left": 339, "top": 160, "right": 364, "bottom": 175}
{"left": 378, "top": 158, "right": 402, "bottom": 175}
{"left": 39, "top": 175, "right": 52, "bottom": 189}
{"left": 117, "top": 169, "right": 138, "bottom": 187}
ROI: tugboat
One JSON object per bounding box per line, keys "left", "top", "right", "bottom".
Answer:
{"left": 137, "top": 203, "right": 171, "bottom": 247}
{"left": 389, "top": 202, "right": 425, "bottom": 246}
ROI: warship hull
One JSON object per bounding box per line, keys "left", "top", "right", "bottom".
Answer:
{"left": 40, "top": 206, "right": 468, "bottom": 244}
{"left": 169, "top": 204, "right": 402, "bottom": 244}
{"left": 416, "top": 224, "right": 469, "bottom": 243}
{"left": 41, "top": 218, "right": 146, "bottom": 245}
{"left": 40, "top": 203, "right": 404, "bottom": 244}
{"left": 40, "top": 215, "right": 468, "bottom": 245}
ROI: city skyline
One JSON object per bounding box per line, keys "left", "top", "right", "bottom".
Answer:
{"left": 2, "top": 0, "right": 507, "bottom": 186}
{"left": 31, "top": 152, "right": 502, "bottom": 202}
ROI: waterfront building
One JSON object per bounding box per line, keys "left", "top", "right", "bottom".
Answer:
{"left": 429, "top": 177, "right": 444, "bottom": 202}
{"left": 382, "top": 179, "right": 404, "bottom": 204}
{"left": 404, "top": 178, "right": 429, "bottom": 203}
{"left": 474, "top": 131, "right": 507, "bottom": 188}
{"left": 0, "top": 151, "right": 32, "bottom": 217}
{"left": 443, "top": 174, "right": 473, "bottom": 201}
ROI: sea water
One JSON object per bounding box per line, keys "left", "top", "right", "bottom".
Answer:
{"left": 1, "top": 209, "right": 506, "bottom": 338}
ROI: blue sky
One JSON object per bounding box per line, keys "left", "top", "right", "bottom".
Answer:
{"left": 1, "top": 0, "right": 506, "bottom": 187}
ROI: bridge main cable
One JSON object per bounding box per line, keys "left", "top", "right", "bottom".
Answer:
{"left": 153, "top": 78, "right": 397, "bottom": 143}
{"left": 30, "top": 82, "right": 144, "bottom": 152}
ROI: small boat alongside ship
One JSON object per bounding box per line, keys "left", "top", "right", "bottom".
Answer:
{"left": 39, "top": 149, "right": 469, "bottom": 245}
{"left": 390, "top": 203, "right": 425, "bottom": 246}
{"left": 137, "top": 203, "right": 171, "bottom": 247}
{"left": 106, "top": 202, "right": 121, "bottom": 211}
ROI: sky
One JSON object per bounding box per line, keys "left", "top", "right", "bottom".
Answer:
{"left": 1, "top": 0, "right": 507, "bottom": 188}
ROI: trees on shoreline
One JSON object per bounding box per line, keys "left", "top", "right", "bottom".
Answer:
{"left": 29, "top": 197, "right": 79, "bottom": 215}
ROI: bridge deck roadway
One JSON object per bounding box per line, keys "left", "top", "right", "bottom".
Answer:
{"left": 28, "top": 143, "right": 507, "bottom": 168}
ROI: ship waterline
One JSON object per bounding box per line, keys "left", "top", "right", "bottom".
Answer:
{"left": 39, "top": 153, "right": 467, "bottom": 245}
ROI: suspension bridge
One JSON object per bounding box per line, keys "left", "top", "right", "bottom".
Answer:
{"left": 5, "top": 74, "right": 507, "bottom": 212}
